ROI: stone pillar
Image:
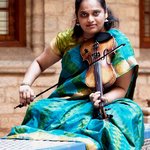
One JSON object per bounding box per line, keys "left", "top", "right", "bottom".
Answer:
{"left": 31, "top": 0, "right": 44, "bottom": 56}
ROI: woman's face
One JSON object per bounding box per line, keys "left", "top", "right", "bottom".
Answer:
{"left": 77, "top": 0, "right": 107, "bottom": 38}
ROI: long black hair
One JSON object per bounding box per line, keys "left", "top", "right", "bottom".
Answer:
{"left": 72, "top": 0, "right": 119, "bottom": 40}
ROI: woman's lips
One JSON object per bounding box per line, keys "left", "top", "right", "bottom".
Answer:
{"left": 86, "top": 24, "right": 96, "bottom": 28}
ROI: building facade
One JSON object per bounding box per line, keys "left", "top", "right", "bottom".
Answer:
{"left": 0, "top": 0, "right": 149, "bottom": 137}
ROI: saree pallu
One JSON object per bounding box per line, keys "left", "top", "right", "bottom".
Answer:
{"left": 5, "top": 29, "right": 144, "bottom": 150}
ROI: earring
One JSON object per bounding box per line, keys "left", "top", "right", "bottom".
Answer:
{"left": 104, "top": 18, "right": 111, "bottom": 30}
{"left": 105, "top": 18, "right": 109, "bottom": 23}
{"left": 76, "top": 23, "right": 80, "bottom": 26}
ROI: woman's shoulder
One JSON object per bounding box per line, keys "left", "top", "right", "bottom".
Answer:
{"left": 108, "top": 28, "right": 131, "bottom": 47}
{"left": 108, "top": 28, "right": 127, "bottom": 38}
{"left": 56, "top": 28, "right": 74, "bottom": 40}
{"left": 55, "top": 28, "right": 76, "bottom": 48}
{"left": 54, "top": 28, "right": 77, "bottom": 56}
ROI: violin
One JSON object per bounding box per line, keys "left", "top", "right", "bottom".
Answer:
{"left": 14, "top": 33, "right": 125, "bottom": 111}
{"left": 80, "top": 32, "right": 117, "bottom": 119}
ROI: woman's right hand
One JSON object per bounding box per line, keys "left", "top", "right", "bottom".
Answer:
{"left": 19, "top": 84, "right": 35, "bottom": 106}
{"left": 18, "top": 45, "right": 61, "bottom": 107}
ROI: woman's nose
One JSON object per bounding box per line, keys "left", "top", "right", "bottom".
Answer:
{"left": 88, "top": 15, "right": 94, "bottom": 23}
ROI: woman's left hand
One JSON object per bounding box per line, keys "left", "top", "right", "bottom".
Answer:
{"left": 89, "top": 91, "right": 108, "bottom": 108}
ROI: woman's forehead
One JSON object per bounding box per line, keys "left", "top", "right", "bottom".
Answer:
{"left": 78, "top": 0, "right": 102, "bottom": 12}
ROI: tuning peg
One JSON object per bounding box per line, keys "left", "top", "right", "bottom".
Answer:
{"left": 105, "top": 108, "right": 111, "bottom": 111}
{"left": 107, "top": 114, "right": 113, "bottom": 119}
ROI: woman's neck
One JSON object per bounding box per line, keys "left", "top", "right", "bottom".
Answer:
{"left": 82, "top": 33, "right": 94, "bottom": 41}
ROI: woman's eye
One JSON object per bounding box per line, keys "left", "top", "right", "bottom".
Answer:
{"left": 93, "top": 11, "right": 100, "bottom": 16}
{"left": 80, "top": 12, "right": 88, "bottom": 17}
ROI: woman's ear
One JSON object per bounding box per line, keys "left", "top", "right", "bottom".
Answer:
{"left": 105, "top": 11, "right": 108, "bottom": 19}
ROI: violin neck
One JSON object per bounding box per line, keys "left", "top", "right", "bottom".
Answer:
{"left": 94, "top": 61, "right": 103, "bottom": 96}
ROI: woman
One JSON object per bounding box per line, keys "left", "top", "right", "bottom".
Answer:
{"left": 7, "top": 0, "right": 144, "bottom": 149}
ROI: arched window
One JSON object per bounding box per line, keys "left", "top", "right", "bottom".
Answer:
{"left": 0, "top": 0, "right": 26, "bottom": 47}
{"left": 140, "top": 0, "right": 150, "bottom": 48}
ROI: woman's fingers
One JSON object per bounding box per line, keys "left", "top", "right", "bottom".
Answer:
{"left": 93, "top": 99, "right": 101, "bottom": 108}
{"left": 19, "top": 85, "right": 35, "bottom": 106}
{"left": 26, "top": 90, "right": 31, "bottom": 105}
{"left": 89, "top": 91, "right": 101, "bottom": 102}
{"left": 30, "top": 90, "right": 35, "bottom": 102}
{"left": 89, "top": 91, "right": 109, "bottom": 108}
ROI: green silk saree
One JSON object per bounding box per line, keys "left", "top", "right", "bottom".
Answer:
{"left": 5, "top": 29, "right": 144, "bottom": 150}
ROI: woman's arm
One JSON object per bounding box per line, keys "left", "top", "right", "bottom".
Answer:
{"left": 22, "top": 46, "right": 61, "bottom": 86}
{"left": 90, "top": 69, "right": 133, "bottom": 108}
{"left": 19, "top": 46, "right": 61, "bottom": 106}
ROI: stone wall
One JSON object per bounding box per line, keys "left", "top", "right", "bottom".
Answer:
{"left": 0, "top": 0, "right": 149, "bottom": 137}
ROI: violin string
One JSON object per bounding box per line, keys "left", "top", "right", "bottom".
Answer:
{"left": 89, "top": 43, "right": 125, "bottom": 66}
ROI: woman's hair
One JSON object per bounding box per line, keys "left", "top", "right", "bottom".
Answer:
{"left": 72, "top": 0, "right": 119, "bottom": 40}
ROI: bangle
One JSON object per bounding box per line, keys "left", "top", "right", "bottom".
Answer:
{"left": 20, "top": 83, "right": 31, "bottom": 86}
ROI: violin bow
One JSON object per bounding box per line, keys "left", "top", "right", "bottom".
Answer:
{"left": 14, "top": 43, "right": 125, "bottom": 109}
